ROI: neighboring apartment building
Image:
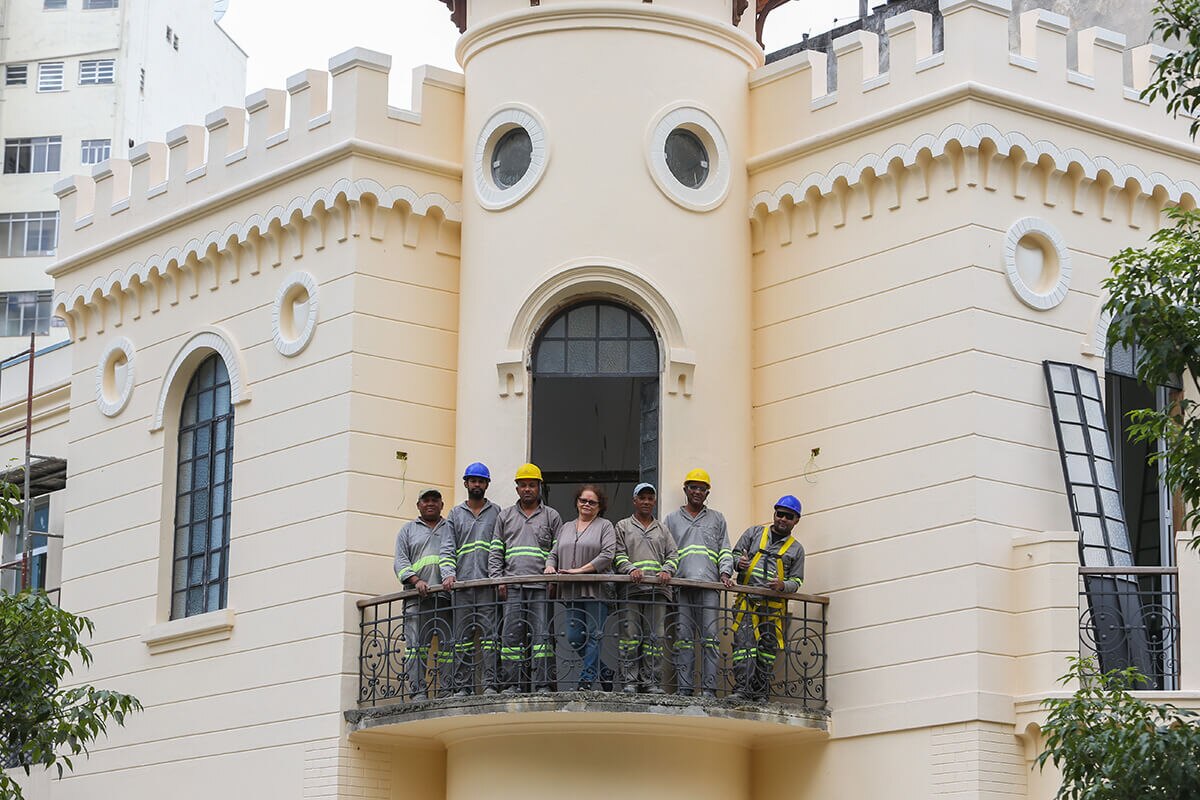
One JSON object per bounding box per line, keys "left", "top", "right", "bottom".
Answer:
{"left": 4, "top": 0, "right": 1200, "bottom": 798}
{"left": 0, "top": 0, "right": 245, "bottom": 345}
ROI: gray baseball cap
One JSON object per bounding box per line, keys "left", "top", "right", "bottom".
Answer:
{"left": 633, "top": 482, "right": 656, "bottom": 497}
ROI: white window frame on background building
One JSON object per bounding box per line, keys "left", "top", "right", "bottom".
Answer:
{"left": 36, "top": 62, "right": 64, "bottom": 92}
{"left": 0, "top": 213, "right": 59, "bottom": 258}
{"left": 5, "top": 65, "right": 27, "bottom": 86}
{"left": 83, "top": 0, "right": 119, "bottom": 8}
{"left": 80, "top": 138, "right": 112, "bottom": 165}
{"left": 78, "top": 59, "right": 115, "bottom": 85}
{"left": 43, "top": 0, "right": 66, "bottom": 9}
{"left": 0, "top": 291, "right": 56, "bottom": 337}
{"left": 4, "top": 137, "right": 63, "bottom": 174}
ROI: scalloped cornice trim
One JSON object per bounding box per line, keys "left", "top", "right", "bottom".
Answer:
{"left": 54, "top": 178, "right": 461, "bottom": 340}
{"left": 749, "top": 123, "right": 1199, "bottom": 246}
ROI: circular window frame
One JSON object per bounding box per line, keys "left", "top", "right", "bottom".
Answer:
{"left": 95, "top": 336, "right": 135, "bottom": 417}
{"left": 1003, "top": 217, "right": 1072, "bottom": 310}
{"left": 272, "top": 271, "right": 320, "bottom": 357}
{"left": 474, "top": 105, "right": 549, "bottom": 211}
{"left": 646, "top": 104, "right": 730, "bottom": 213}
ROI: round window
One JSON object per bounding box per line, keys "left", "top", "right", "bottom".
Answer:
{"left": 664, "top": 128, "right": 709, "bottom": 189}
{"left": 491, "top": 127, "right": 533, "bottom": 190}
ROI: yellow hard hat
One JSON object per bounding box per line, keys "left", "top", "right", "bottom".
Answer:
{"left": 684, "top": 468, "right": 711, "bottom": 486}
{"left": 515, "top": 463, "right": 543, "bottom": 482}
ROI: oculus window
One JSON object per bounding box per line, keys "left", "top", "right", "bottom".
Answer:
{"left": 171, "top": 354, "right": 235, "bottom": 619}
{"left": 664, "top": 128, "right": 709, "bottom": 189}
{"left": 491, "top": 127, "right": 532, "bottom": 190}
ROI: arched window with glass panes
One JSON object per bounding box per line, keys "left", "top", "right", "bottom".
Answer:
{"left": 171, "top": 353, "right": 234, "bottom": 619}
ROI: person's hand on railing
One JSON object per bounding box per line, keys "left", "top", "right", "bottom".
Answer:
{"left": 720, "top": 573, "right": 734, "bottom": 588}
{"left": 629, "top": 568, "right": 644, "bottom": 583}
{"left": 767, "top": 579, "right": 785, "bottom": 592}
{"left": 543, "top": 566, "right": 556, "bottom": 575}
{"left": 442, "top": 575, "right": 456, "bottom": 591}
{"left": 497, "top": 583, "right": 507, "bottom": 601}
{"left": 413, "top": 578, "right": 430, "bottom": 597}
{"left": 658, "top": 570, "right": 672, "bottom": 586}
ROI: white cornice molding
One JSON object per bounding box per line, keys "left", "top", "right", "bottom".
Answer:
{"left": 54, "top": 178, "right": 462, "bottom": 340}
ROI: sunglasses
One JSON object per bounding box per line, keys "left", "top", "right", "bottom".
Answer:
{"left": 577, "top": 498, "right": 599, "bottom": 506}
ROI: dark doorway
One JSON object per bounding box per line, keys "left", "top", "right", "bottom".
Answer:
{"left": 531, "top": 301, "right": 659, "bottom": 523}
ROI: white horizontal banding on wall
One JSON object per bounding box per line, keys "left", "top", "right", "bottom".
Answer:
{"left": 53, "top": 179, "right": 462, "bottom": 339}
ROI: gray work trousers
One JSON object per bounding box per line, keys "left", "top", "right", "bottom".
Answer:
{"left": 672, "top": 587, "right": 720, "bottom": 694}
{"left": 403, "top": 595, "right": 452, "bottom": 699}
{"left": 500, "top": 586, "right": 553, "bottom": 690}
{"left": 450, "top": 585, "right": 499, "bottom": 692}
{"left": 732, "top": 598, "right": 785, "bottom": 699}
{"left": 619, "top": 593, "right": 667, "bottom": 689}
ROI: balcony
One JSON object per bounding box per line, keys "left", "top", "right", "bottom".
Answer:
{"left": 1079, "top": 565, "right": 1180, "bottom": 690}
{"left": 347, "top": 575, "right": 829, "bottom": 738}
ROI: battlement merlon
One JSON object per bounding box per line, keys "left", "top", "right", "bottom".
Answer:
{"left": 49, "top": 47, "right": 466, "bottom": 278}
{"left": 748, "top": 0, "right": 1198, "bottom": 169}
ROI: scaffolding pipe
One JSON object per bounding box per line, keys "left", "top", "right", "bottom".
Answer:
{"left": 20, "top": 332, "right": 34, "bottom": 591}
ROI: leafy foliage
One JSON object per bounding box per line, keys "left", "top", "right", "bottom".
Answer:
{"left": 1104, "top": 206, "right": 1200, "bottom": 543}
{"left": 1037, "top": 658, "right": 1200, "bottom": 800}
{"left": 0, "top": 591, "right": 141, "bottom": 800}
{"left": 1145, "top": 0, "right": 1200, "bottom": 138}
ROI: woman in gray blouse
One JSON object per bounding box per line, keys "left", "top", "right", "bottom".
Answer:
{"left": 545, "top": 484, "right": 616, "bottom": 689}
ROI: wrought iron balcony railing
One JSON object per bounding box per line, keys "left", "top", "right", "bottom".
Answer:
{"left": 1079, "top": 566, "right": 1180, "bottom": 690}
{"left": 357, "top": 574, "right": 828, "bottom": 711}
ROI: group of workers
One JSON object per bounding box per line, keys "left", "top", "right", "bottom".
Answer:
{"left": 393, "top": 462, "right": 806, "bottom": 702}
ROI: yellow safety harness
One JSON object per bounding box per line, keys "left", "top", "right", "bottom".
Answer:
{"left": 731, "top": 526, "right": 795, "bottom": 648}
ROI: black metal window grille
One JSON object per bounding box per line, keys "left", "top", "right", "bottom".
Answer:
{"left": 534, "top": 301, "right": 659, "bottom": 377}
{"left": 171, "top": 354, "right": 234, "bottom": 619}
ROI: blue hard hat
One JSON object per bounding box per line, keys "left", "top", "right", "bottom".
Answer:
{"left": 463, "top": 462, "right": 491, "bottom": 481}
{"left": 773, "top": 495, "right": 802, "bottom": 516}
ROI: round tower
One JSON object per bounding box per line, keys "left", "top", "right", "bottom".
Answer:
{"left": 451, "top": 0, "right": 762, "bottom": 526}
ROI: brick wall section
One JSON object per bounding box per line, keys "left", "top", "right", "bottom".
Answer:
{"left": 304, "top": 740, "right": 391, "bottom": 799}
{"left": 931, "top": 722, "right": 1026, "bottom": 798}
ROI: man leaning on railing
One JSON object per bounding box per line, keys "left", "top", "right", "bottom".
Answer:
{"left": 393, "top": 488, "right": 454, "bottom": 701}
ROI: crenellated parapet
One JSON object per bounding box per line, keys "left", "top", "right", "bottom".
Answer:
{"left": 747, "top": 0, "right": 1200, "bottom": 242}
{"left": 48, "top": 47, "right": 467, "bottom": 341}
{"left": 51, "top": 47, "right": 464, "bottom": 269}
{"left": 750, "top": 1, "right": 1191, "bottom": 159}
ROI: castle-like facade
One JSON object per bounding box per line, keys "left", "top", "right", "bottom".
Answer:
{"left": 7, "top": 0, "right": 1199, "bottom": 797}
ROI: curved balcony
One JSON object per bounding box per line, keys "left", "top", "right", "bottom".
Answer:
{"left": 347, "top": 575, "right": 829, "bottom": 740}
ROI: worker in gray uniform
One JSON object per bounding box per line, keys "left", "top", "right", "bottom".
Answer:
{"left": 394, "top": 487, "right": 453, "bottom": 701}
{"left": 730, "top": 494, "right": 806, "bottom": 701}
{"left": 488, "top": 463, "right": 563, "bottom": 693}
{"left": 441, "top": 462, "right": 502, "bottom": 696}
{"left": 663, "top": 468, "right": 734, "bottom": 698}
{"left": 614, "top": 483, "right": 678, "bottom": 694}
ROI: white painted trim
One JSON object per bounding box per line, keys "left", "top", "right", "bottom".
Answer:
{"left": 497, "top": 258, "right": 695, "bottom": 398}
{"left": 141, "top": 608, "right": 236, "bottom": 655}
{"left": 473, "top": 105, "right": 549, "bottom": 211}
{"left": 271, "top": 271, "right": 320, "bottom": 357}
{"left": 151, "top": 326, "right": 250, "bottom": 432}
{"left": 1002, "top": 217, "right": 1072, "bottom": 310}
{"left": 646, "top": 104, "right": 731, "bottom": 213}
{"left": 95, "top": 336, "right": 135, "bottom": 417}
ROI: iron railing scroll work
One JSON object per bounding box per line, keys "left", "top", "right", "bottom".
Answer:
{"left": 357, "top": 574, "right": 828, "bottom": 712}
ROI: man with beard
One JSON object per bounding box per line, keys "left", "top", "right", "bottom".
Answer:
{"left": 488, "top": 463, "right": 563, "bottom": 692}
{"left": 441, "top": 462, "right": 502, "bottom": 696}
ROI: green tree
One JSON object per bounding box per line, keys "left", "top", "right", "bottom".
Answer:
{"left": 1036, "top": 658, "right": 1200, "bottom": 799}
{"left": 1102, "top": 0, "right": 1200, "bottom": 547}
{"left": 0, "top": 473, "right": 140, "bottom": 799}
{"left": 1104, "top": 206, "right": 1200, "bottom": 545}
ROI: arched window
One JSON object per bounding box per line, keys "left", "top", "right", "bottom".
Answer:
{"left": 171, "top": 353, "right": 235, "bottom": 619}
{"left": 531, "top": 301, "right": 660, "bottom": 521}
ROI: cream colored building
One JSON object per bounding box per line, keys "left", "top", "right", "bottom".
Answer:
{"left": 4, "top": 0, "right": 1199, "bottom": 797}
{"left": 0, "top": 0, "right": 245, "bottom": 341}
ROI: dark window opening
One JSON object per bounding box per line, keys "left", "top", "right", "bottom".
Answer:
{"left": 532, "top": 301, "right": 659, "bottom": 522}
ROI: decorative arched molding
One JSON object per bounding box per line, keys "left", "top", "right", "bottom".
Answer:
{"left": 496, "top": 259, "right": 696, "bottom": 398}
{"left": 271, "top": 271, "right": 320, "bottom": 357}
{"left": 151, "top": 326, "right": 251, "bottom": 432}
{"left": 1083, "top": 296, "right": 1115, "bottom": 359}
{"left": 749, "top": 123, "right": 1199, "bottom": 245}
{"left": 95, "top": 336, "right": 136, "bottom": 417}
{"left": 54, "top": 179, "right": 461, "bottom": 339}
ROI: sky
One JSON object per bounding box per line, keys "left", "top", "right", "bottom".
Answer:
{"left": 219, "top": 0, "right": 882, "bottom": 108}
